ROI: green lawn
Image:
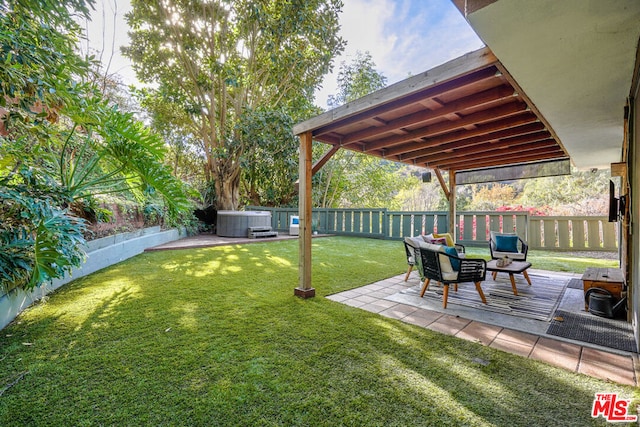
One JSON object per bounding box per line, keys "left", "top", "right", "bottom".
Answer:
{"left": 0, "top": 237, "right": 634, "bottom": 426}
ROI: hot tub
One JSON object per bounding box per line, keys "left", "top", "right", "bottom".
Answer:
{"left": 216, "top": 210, "right": 272, "bottom": 237}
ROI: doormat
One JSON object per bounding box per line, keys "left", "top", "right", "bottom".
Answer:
{"left": 546, "top": 309, "right": 637, "bottom": 352}
{"left": 400, "top": 273, "right": 567, "bottom": 321}
{"left": 567, "top": 278, "right": 583, "bottom": 289}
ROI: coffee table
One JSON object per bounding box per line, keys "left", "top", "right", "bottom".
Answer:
{"left": 486, "top": 260, "right": 532, "bottom": 296}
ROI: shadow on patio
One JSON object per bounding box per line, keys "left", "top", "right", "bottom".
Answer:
{"left": 328, "top": 268, "right": 639, "bottom": 386}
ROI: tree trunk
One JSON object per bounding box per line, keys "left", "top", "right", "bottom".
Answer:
{"left": 214, "top": 160, "right": 241, "bottom": 211}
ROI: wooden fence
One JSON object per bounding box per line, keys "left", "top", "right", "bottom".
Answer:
{"left": 248, "top": 207, "right": 619, "bottom": 251}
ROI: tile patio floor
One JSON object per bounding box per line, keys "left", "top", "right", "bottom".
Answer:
{"left": 327, "top": 270, "right": 639, "bottom": 387}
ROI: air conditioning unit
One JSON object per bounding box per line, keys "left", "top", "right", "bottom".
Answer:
{"left": 289, "top": 215, "right": 299, "bottom": 236}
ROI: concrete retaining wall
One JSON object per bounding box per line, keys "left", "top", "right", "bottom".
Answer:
{"left": 0, "top": 227, "right": 186, "bottom": 330}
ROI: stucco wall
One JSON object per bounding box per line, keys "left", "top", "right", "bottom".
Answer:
{"left": 0, "top": 227, "right": 186, "bottom": 330}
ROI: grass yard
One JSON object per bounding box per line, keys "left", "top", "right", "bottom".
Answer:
{"left": 0, "top": 236, "right": 635, "bottom": 426}
{"left": 462, "top": 246, "right": 619, "bottom": 273}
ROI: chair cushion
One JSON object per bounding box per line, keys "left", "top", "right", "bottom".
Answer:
{"left": 419, "top": 241, "right": 443, "bottom": 252}
{"left": 404, "top": 236, "right": 423, "bottom": 248}
{"left": 492, "top": 251, "right": 527, "bottom": 261}
{"left": 419, "top": 241, "right": 453, "bottom": 273}
{"left": 443, "top": 246, "right": 460, "bottom": 271}
{"left": 404, "top": 236, "right": 423, "bottom": 265}
{"left": 441, "top": 271, "right": 459, "bottom": 281}
{"left": 495, "top": 235, "right": 518, "bottom": 253}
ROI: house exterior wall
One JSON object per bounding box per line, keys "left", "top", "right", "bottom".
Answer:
{"left": 630, "top": 72, "right": 639, "bottom": 347}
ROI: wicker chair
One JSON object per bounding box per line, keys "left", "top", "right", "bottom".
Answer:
{"left": 403, "top": 236, "right": 465, "bottom": 282}
{"left": 416, "top": 242, "right": 487, "bottom": 309}
{"left": 403, "top": 237, "right": 424, "bottom": 282}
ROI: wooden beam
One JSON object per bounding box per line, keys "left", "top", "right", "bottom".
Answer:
{"left": 611, "top": 162, "right": 627, "bottom": 177}
{"left": 450, "top": 152, "right": 567, "bottom": 172}
{"left": 448, "top": 170, "right": 457, "bottom": 241}
{"left": 293, "top": 47, "right": 498, "bottom": 135}
{"left": 433, "top": 145, "right": 563, "bottom": 170}
{"left": 340, "top": 85, "right": 517, "bottom": 147}
{"left": 311, "top": 67, "right": 501, "bottom": 139}
{"left": 361, "top": 101, "right": 528, "bottom": 153}
{"left": 434, "top": 169, "right": 450, "bottom": 200}
{"left": 390, "top": 114, "right": 541, "bottom": 159}
{"left": 408, "top": 123, "right": 549, "bottom": 163}
{"left": 295, "top": 131, "right": 315, "bottom": 298}
{"left": 312, "top": 144, "right": 341, "bottom": 176}
{"left": 415, "top": 132, "right": 553, "bottom": 165}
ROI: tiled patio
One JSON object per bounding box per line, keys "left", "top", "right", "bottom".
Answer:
{"left": 327, "top": 272, "right": 639, "bottom": 386}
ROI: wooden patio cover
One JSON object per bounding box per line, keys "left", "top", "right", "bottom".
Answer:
{"left": 292, "top": 47, "right": 568, "bottom": 297}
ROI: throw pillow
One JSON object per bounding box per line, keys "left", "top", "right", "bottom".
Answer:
{"left": 421, "top": 234, "right": 447, "bottom": 245}
{"left": 421, "top": 233, "right": 435, "bottom": 243}
{"left": 443, "top": 245, "right": 460, "bottom": 271}
{"left": 495, "top": 235, "right": 518, "bottom": 253}
{"left": 433, "top": 232, "right": 454, "bottom": 247}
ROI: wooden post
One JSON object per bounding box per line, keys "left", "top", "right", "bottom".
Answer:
{"left": 295, "top": 131, "right": 315, "bottom": 298}
{"left": 448, "top": 170, "right": 457, "bottom": 242}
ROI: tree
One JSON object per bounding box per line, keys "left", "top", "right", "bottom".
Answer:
{"left": 327, "top": 51, "right": 388, "bottom": 108}
{"left": 133, "top": 88, "right": 208, "bottom": 202}
{"left": 123, "top": 0, "right": 345, "bottom": 210}
{"left": 393, "top": 170, "right": 447, "bottom": 211}
{"left": 238, "top": 108, "right": 299, "bottom": 207}
{"left": 0, "top": 0, "right": 191, "bottom": 292}
{"left": 467, "top": 184, "right": 517, "bottom": 211}
{"left": 518, "top": 169, "right": 610, "bottom": 215}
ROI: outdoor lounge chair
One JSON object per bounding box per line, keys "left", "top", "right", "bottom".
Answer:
{"left": 489, "top": 231, "right": 528, "bottom": 261}
{"left": 403, "top": 236, "right": 424, "bottom": 282}
{"left": 403, "top": 236, "right": 465, "bottom": 282}
{"left": 415, "top": 242, "right": 487, "bottom": 309}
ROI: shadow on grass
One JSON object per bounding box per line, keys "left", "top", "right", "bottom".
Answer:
{"left": 0, "top": 237, "right": 635, "bottom": 426}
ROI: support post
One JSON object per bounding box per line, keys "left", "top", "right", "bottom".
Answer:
{"left": 295, "top": 131, "right": 315, "bottom": 298}
{"left": 448, "top": 170, "right": 457, "bottom": 242}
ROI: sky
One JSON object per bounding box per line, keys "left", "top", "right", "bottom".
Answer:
{"left": 84, "top": 0, "right": 484, "bottom": 109}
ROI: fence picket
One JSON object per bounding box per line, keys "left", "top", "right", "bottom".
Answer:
{"left": 543, "top": 219, "right": 556, "bottom": 249}
{"left": 245, "top": 207, "right": 617, "bottom": 251}
{"left": 587, "top": 219, "right": 600, "bottom": 249}
{"left": 355, "top": 211, "right": 362, "bottom": 234}
{"left": 462, "top": 214, "right": 474, "bottom": 241}
{"left": 362, "top": 211, "right": 373, "bottom": 234}
{"left": 528, "top": 219, "right": 541, "bottom": 248}
{"left": 557, "top": 219, "right": 570, "bottom": 249}
{"left": 503, "top": 215, "right": 515, "bottom": 234}
{"left": 603, "top": 220, "right": 617, "bottom": 250}
{"left": 372, "top": 211, "right": 381, "bottom": 235}
{"left": 476, "top": 215, "right": 488, "bottom": 243}
{"left": 573, "top": 220, "right": 586, "bottom": 249}
{"left": 391, "top": 214, "right": 401, "bottom": 239}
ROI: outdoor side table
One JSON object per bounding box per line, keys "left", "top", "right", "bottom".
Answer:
{"left": 582, "top": 267, "right": 624, "bottom": 311}
{"left": 486, "top": 260, "right": 532, "bottom": 296}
